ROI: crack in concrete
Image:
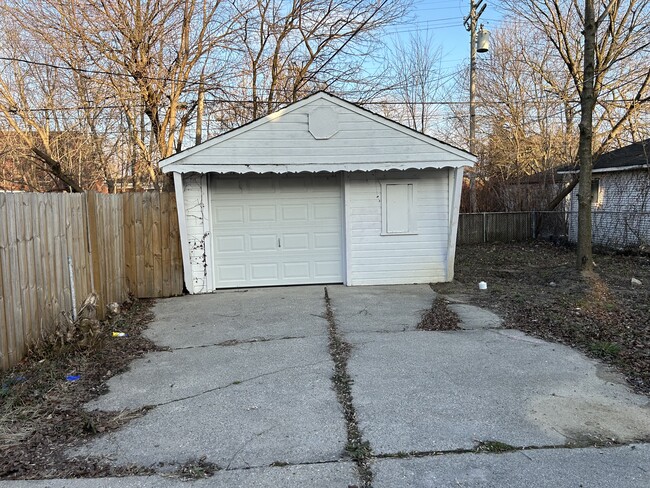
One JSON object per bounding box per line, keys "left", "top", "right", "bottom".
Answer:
{"left": 147, "top": 360, "right": 328, "bottom": 409}
{"left": 170, "top": 335, "right": 309, "bottom": 351}
{"left": 324, "top": 286, "right": 374, "bottom": 488}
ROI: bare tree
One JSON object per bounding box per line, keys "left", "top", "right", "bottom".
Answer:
{"left": 382, "top": 32, "right": 445, "bottom": 134}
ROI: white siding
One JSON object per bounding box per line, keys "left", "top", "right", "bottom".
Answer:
{"left": 345, "top": 169, "right": 449, "bottom": 285}
{"left": 567, "top": 170, "right": 650, "bottom": 247}
{"left": 182, "top": 173, "right": 209, "bottom": 294}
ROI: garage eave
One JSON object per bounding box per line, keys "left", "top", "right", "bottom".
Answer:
{"left": 163, "top": 160, "right": 472, "bottom": 175}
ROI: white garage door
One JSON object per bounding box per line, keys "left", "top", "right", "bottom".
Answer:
{"left": 210, "top": 173, "right": 344, "bottom": 288}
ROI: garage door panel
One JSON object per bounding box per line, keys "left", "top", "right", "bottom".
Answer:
{"left": 217, "top": 265, "right": 246, "bottom": 282}
{"left": 215, "top": 206, "right": 244, "bottom": 224}
{"left": 281, "top": 205, "right": 309, "bottom": 221}
{"left": 249, "top": 234, "right": 278, "bottom": 251}
{"left": 313, "top": 203, "right": 340, "bottom": 220}
{"left": 251, "top": 263, "right": 280, "bottom": 281}
{"left": 249, "top": 206, "right": 276, "bottom": 222}
{"left": 211, "top": 174, "right": 343, "bottom": 288}
{"left": 283, "top": 233, "right": 309, "bottom": 250}
{"left": 216, "top": 236, "right": 245, "bottom": 252}
{"left": 283, "top": 262, "right": 310, "bottom": 278}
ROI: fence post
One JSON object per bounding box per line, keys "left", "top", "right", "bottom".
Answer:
{"left": 483, "top": 212, "right": 487, "bottom": 243}
{"left": 85, "top": 192, "right": 104, "bottom": 318}
{"left": 532, "top": 210, "right": 537, "bottom": 239}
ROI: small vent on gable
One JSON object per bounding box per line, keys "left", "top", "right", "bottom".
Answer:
{"left": 309, "top": 107, "right": 339, "bottom": 140}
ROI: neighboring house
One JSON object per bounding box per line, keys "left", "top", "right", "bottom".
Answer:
{"left": 161, "top": 91, "right": 475, "bottom": 294}
{"left": 558, "top": 139, "right": 650, "bottom": 248}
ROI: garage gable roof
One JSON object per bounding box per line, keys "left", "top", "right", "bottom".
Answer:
{"left": 161, "top": 91, "right": 475, "bottom": 174}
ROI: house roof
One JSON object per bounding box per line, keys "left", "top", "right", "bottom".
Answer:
{"left": 161, "top": 91, "right": 476, "bottom": 174}
{"left": 557, "top": 138, "right": 650, "bottom": 174}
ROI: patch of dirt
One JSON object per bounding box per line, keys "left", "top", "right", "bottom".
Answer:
{"left": 0, "top": 298, "right": 163, "bottom": 480}
{"left": 433, "top": 242, "right": 650, "bottom": 396}
{"left": 418, "top": 296, "right": 460, "bottom": 331}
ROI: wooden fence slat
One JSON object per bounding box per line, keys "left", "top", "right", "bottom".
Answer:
{"left": 45, "top": 194, "right": 59, "bottom": 327}
{"left": 169, "top": 193, "right": 183, "bottom": 295}
{"left": 23, "top": 194, "right": 39, "bottom": 349}
{"left": 143, "top": 194, "right": 155, "bottom": 298}
{"left": 134, "top": 193, "right": 145, "bottom": 297}
{"left": 85, "top": 192, "right": 104, "bottom": 316}
{"left": 6, "top": 194, "right": 23, "bottom": 366}
{"left": 31, "top": 195, "right": 46, "bottom": 341}
{"left": 160, "top": 192, "right": 171, "bottom": 297}
{"left": 152, "top": 193, "right": 163, "bottom": 298}
{"left": 0, "top": 194, "right": 12, "bottom": 369}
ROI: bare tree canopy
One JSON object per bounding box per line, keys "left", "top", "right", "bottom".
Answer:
{"left": 0, "top": 0, "right": 412, "bottom": 191}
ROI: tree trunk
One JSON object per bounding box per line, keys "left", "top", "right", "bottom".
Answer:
{"left": 576, "top": 0, "right": 596, "bottom": 271}
{"left": 547, "top": 175, "right": 578, "bottom": 210}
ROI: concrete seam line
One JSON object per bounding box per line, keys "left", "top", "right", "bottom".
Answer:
{"left": 373, "top": 439, "right": 649, "bottom": 460}
{"left": 324, "top": 286, "right": 374, "bottom": 488}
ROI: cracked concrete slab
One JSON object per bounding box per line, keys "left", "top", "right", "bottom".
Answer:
{"left": 145, "top": 286, "right": 329, "bottom": 349}
{"left": 345, "top": 328, "right": 650, "bottom": 454}
{"left": 74, "top": 337, "right": 344, "bottom": 469}
{"left": 0, "top": 461, "right": 359, "bottom": 487}
{"left": 372, "top": 444, "right": 650, "bottom": 487}
{"left": 326, "top": 284, "right": 433, "bottom": 334}
{"left": 86, "top": 337, "right": 327, "bottom": 411}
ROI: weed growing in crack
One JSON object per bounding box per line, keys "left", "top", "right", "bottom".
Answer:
{"left": 174, "top": 456, "right": 220, "bottom": 480}
{"left": 324, "top": 287, "right": 373, "bottom": 488}
{"left": 474, "top": 440, "right": 517, "bottom": 453}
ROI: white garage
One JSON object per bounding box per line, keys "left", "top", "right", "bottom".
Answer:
{"left": 161, "top": 92, "right": 475, "bottom": 294}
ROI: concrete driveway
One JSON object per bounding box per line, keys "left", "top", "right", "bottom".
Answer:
{"left": 4, "top": 285, "right": 650, "bottom": 487}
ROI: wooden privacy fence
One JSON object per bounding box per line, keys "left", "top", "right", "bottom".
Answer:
{"left": 457, "top": 212, "right": 534, "bottom": 244}
{"left": 0, "top": 191, "right": 183, "bottom": 370}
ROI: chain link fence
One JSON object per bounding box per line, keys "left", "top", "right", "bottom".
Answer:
{"left": 459, "top": 211, "right": 650, "bottom": 250}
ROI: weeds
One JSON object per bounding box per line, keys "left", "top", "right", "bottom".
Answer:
{"left": 588, "top": 341, "right": 622, "bottom": 358}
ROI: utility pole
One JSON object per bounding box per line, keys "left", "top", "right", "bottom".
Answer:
{"left": 196, "top": 72, "right": 205, "bottom": 146}
{"left": 464, "top": 0, "right": 488, "bottom": 213}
